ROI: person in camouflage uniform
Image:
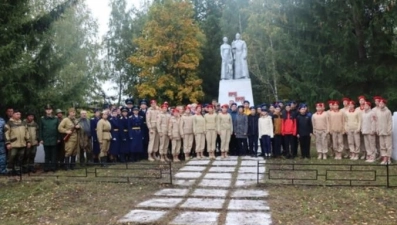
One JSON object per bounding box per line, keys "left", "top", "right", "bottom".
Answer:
{"left": 5, "top": 110, "right": 31, "bottom": 175}
{"left": 24, "top": 112, "right": 39, "bottom": 173}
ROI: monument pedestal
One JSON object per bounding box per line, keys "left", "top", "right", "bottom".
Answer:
{"left": 218, "top": 79, "right": 254, "bottom": 106}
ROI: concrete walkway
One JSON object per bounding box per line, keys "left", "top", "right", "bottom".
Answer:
{"left": 119, "top": 156, "right": 271, "bottom": 225}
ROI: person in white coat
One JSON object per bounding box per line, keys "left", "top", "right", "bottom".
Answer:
{"left": 258, "top": 108, "right": 274, "bottom": 158}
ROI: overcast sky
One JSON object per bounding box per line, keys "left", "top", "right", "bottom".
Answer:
{"left": 85, "top": 0, "right": 143, "bottom": 99}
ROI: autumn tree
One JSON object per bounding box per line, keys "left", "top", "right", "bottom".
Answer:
{"left": 129, "top": 0, "right": 205, "bottom": 104}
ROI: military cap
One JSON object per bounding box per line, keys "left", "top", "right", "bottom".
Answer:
{"left": 45, "top": 104, "right": 53, "bottom": 110}
{"left": 55, "top": 109, "right": 64, "bottom": 114}
{"left": 125, "top": 98, "right": 134, "bottom": 105}
{"left": 121, "top": 107, "right": 128, "bottom": 112}
{"left": 298, "top": 103, "right": 307, "bottom": 110}
{"left": 140, "top": 99, "right": 148, "bottom": 105}
{"left": 132, "top": 105, "right": 139, "bottom": 111}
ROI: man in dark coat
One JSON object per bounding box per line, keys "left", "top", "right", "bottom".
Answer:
{"left": 228, "top": 103, "right": 238, "bottom": 155}
{"left": 234, "top": 105, "right": 248, "bottom": 156}
{"left": 247, "top": 106, "right": 259, "bottom": 157}
{"left": 39, "top": 104, "right": 60, "bottom": 172}
{"left": 90, "top": 109, "right": 101, "bottom": 163}
{"left": 296, "top": 103, "right": 313, "bottom": 159}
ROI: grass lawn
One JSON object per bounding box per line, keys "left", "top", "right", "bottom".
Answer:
{"left": 267, "top": 186, "right": 397, "bottom": 225}
{"left": 263, "top": 146, "right": 397, "bottom": 225}
{"left": 0, "top": 161, "right": 184, "bottom": 225}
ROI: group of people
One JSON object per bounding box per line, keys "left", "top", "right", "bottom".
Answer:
{"left": 0, "top": 95, "right": 393, "bottom": 175}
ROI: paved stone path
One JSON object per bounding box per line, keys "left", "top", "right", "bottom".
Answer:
{"left": 119, "top": 156, "right": 271, "bottom": 225}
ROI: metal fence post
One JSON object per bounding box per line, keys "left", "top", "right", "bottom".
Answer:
{"left": 169, "top": 161, "right": 173, "bottom": 185}
{"left": 387, "top": 163, "right": 390, "bottom": 188}
{"left": 257, "top": 161, "right": 259, "bottom": 185}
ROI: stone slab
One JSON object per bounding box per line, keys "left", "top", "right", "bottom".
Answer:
{"left": 240, "top": 156, "right": 264, "bottom": 161}
{"left": 180, "top": 198, "right": 225, "bottom": 210}
{"left": 170, "top": 211, "right": 219, "bottom": 225}
{"left": 198, "top": 179, "right": 232, "bottom": 188}
{"left": 137, "top": 198, "right": 183, "bottom": 208}
{"left": 231, "top": 190, "right": 269, "bottom": 198}
{"left": 236, "top": 174, "right": 262, "bottom": 181}
{"left": 212, "top": 160, "right": 238, "bottom": 166}
{"left": 118, "top": 209, "right": 167, "bottom": 223}
{"left": 240, "top": 160, "right": 263, "bottom": 166}
{"left": 228, "top": 199, "right": 270, "bottom": 211}
{"left": 225, "top": 212, "right": 272, "bottom": 225}
{"left": 186, "top": 160, "right": 211, "bottom": 165}
{"left": 238, "top": 166, "right": 265, "bottom": 174}
{"left": 174, "top": 172, "right": 202, "bottom": 179}
{"left": 173, "top": 179, "right": 196, "bottom": 187}
{"left": 180, "top": 166, "right": 207, "bottom": 172}
{"left": 154, "top": 188, "right": 189, "bottom": 197}
{"left": 191, "top": 189, "right": 228, "bottom": 198}
{"left": 203, "top": 173, "right": 232, "bottom": 180}
{"left": 215, "top": 156, "right": 239, "bottom": 160}
{"left": 235, "top": 180, "right": 257, "bottom": 187}
{"left": 208, "top": 167, "right": 236, "bottom": 173}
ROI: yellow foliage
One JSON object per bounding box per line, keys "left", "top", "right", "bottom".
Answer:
{"left": 129, "top": 0, "right": 205, "bottom": 104}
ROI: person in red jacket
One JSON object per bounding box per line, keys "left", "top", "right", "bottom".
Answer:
{"left": 282, "top": 103, "right": 297, "bottom": 159}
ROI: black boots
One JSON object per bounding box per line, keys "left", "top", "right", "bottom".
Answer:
{"left": 100, "top": 157, "right": 107, "bottom": 167}
{"left": 70, "top": 156, "right": 76, "bottom": 170}
{"left": 63, "top": 157, "right": 70, "bottom": 171}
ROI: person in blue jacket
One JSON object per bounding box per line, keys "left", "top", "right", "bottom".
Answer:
{"left": 90, "top": 109, "right": 101, "bottom": 163}
{"left": 109, "top": 109, "right": 120, "bottom": 162}
{"left": 129, "top": 106, "right": 144, "bottom": 162}
{"left": 119, "top": 107, "right": 130, "bottom": 163}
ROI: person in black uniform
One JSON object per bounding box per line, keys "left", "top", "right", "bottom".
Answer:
{"left": 139, "top": 99, "right": 149, "bottom": 160}
{"left": 109, "top": 109, "right": 120, "bottom": 162}
{"left": 129, "top": 106, "right": 144, "bottom": 162}
{"left": 125, "top": 98, "right": 134, "bottom": 116}
{"left": 296, "top": 103, "right": 313, "bottom": 159}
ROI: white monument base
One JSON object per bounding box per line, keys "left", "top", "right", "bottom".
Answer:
{"left": 392, "top": 112, "right": 397, "bottom": 160}
{"left": 218, "top": 79, "right": 254, "bottom": 106}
